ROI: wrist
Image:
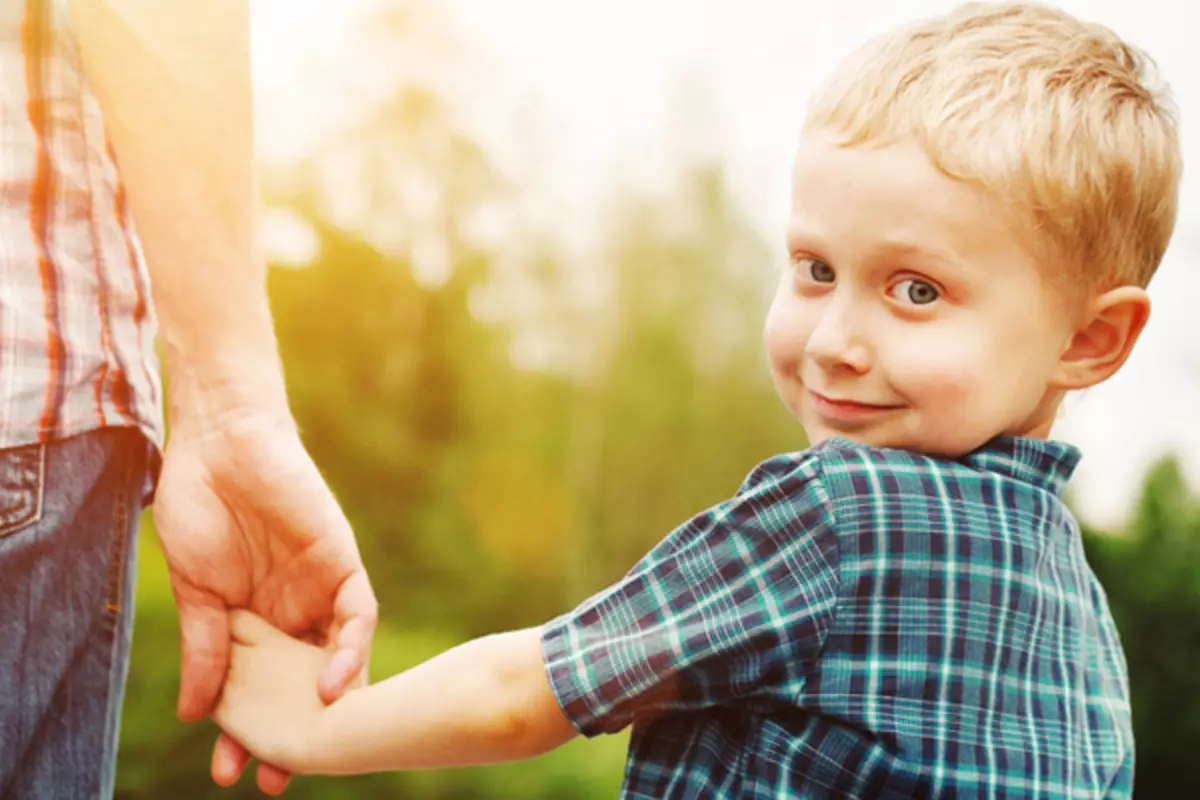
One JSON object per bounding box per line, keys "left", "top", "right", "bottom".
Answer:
{"left": 165, "top": 379, "right": 293, "bottom": 444}
{"left": 293, "top": 699, "right": 346, "bottom": 776}
{"left": 161, "top": 330, "right": 294, "bottom": 437}
{"left": 164, "top": 362, "right": 292, "bottom": 435}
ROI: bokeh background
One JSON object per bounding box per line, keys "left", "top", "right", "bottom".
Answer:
{"left": 115, "top": 1, "right": 1199, "bottom": 797}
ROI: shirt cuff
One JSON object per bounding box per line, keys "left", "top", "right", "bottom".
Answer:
{"left": 540, "top": 613, "right": 634, "bottom": 737}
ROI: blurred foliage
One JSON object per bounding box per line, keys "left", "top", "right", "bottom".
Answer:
{"left": 114, "top": 2, "right": 1200, "bottom": 797}
{"left": 1082, "top": 460, "right": 1200, "bottom": 799}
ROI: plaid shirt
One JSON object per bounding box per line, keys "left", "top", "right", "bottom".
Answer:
{"left": 0, "top": 0, "right": 162, "bottom": 450}
{"left": 542, "top": 436, "right": 1133, "bottom": 798}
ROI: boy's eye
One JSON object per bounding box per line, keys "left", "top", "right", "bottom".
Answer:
{"left": 893, "top": 278, "right": 939, "bottom": 305}
{"left": 797, "top": 258, "right": 835, "bottom": 283}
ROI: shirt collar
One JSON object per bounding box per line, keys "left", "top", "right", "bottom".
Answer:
{"left": 959, "top": 435, "right": 1081, "bottom": 496}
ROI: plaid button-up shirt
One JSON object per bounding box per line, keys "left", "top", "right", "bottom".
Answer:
{"left": 0, "top": 0, "right": 162, "bottom": 450}
{"left": 542, "top": 436, "right": 1133, "bottom": 798}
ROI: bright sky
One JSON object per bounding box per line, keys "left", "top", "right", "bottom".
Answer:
{"left": 251, "top": 0, "right": 1199, "bottom": 529}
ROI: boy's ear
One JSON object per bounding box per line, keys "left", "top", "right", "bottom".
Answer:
{"left": 1052, "top": 286, "right": 1151, "bottom": 391}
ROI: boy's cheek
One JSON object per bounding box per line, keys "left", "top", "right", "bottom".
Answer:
{"left": 887, "top": 347, "right": 981, "bottom": 420}
{"left": 762, "top": 304, "right": 809, "bottom": 374}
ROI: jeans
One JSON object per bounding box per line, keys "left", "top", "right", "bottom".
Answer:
{"left": 0, "top": 427, "right": 152, "bottom": 800}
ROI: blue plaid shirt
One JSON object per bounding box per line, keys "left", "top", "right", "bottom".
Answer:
{"left": 542, "top": 436, "right": 1133, "bottom": 798}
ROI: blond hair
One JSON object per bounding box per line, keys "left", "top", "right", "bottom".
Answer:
{"left": 804, "top": 2, "right": 1182, "bottom": 289}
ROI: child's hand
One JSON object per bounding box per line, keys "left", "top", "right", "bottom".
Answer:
{"left": 212, "top": 610, "right": 338, "bottom": 774}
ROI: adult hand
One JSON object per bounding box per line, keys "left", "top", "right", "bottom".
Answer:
{"left": 153, "top": 409, "right": 378, "bottom": 795}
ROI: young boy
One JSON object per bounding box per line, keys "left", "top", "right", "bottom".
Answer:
{"left": 213, "top": 3, "right": 1181, "bottom": 796}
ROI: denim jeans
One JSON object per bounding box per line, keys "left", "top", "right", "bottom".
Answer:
{"left": 0, "top": 427, "right": 152, "bottom": 800}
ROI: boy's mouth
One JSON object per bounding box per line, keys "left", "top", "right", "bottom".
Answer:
{"left": 807, "top": 390, "right": 903, "bottom": 424}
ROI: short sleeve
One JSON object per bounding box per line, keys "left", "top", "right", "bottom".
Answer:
{"left": 541, "top": 452, "right": 841, "bottom": 737}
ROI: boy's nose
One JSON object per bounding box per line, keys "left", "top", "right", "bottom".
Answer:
{"left": 804, "top": 301, "right": 871, "bottom": 376}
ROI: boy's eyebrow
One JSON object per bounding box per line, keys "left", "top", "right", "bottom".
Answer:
{"left": 784, "top": 225, "right": 826, "bottom": 253}
{"left": 784, "top": 228, "right": 966, "bottom": 270}
{"left": 874, "top": 239, "right": 965, "bottom": 269}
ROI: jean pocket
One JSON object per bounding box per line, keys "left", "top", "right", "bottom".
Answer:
{"left": 0, "top": 442, "right": 45, "bottom": 539}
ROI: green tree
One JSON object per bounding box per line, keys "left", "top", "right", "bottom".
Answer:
{"left": 567, "top": 163, "right": 802, "bottom": 591}
{"left": 1083, "top": 458, "right": 1200, "bottom": 798}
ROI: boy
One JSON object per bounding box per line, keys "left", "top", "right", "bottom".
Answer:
{"left": 213, "top": 3, "right": 1181, "bottom": 797}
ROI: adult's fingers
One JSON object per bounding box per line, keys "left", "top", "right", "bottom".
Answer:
{"left": 175, "top": 590, "right": 230, "bottom": 722}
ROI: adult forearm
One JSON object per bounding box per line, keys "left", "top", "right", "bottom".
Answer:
{"left": 306, "top": 628, "right": 577, "bottom": 775}
{"left": 69, "top": 0, "right": 288, "bottom": 427}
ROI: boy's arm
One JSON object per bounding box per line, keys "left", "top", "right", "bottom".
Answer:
{"left": 214, "top": 613, "right": 579, "bottom": 775}
{"left": 312, "top": 628, "right": 579, "bottom": 774}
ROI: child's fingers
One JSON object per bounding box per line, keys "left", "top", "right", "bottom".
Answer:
{"left": 213, "top": 644, "right": 258, "bottom": 725}
{"left": 229, "top": 609, "right": 280, "bottom": 645}
{"left": 210, "top": 730, "right": 252, "bottom": 788}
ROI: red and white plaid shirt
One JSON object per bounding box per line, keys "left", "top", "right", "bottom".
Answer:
{"left": 0, "top": 0, "right": 162, "bottom": 451}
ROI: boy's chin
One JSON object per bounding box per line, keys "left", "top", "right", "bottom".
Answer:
{"left": 801, "top": 426, "right": 888, "bottom": 450}
{"left": 801, "top": 423, "right": 978, "bottom": 459}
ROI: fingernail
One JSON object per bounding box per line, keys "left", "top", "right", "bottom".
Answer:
{"left": 321, "top": 649, "right": 357, "bottom": 697}
{"left": 332, "top": 648, "right": 357, "bottom": 679}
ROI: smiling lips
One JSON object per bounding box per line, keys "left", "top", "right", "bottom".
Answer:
{"left": 807, "top": 390, "right": 903, "bottom": 423}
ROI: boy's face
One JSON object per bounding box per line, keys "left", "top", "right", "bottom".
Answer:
{"left": 765, "top": 134, "right": 1078, "bottom": 457}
